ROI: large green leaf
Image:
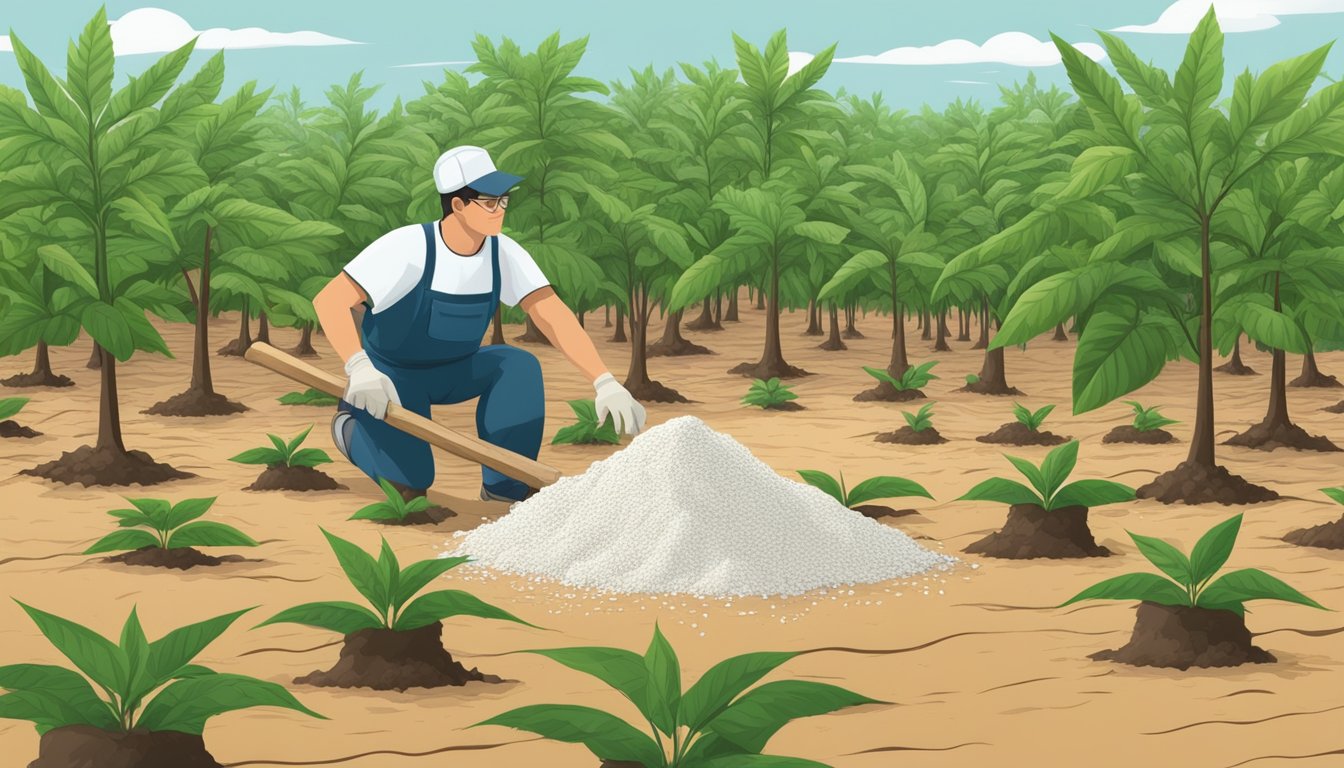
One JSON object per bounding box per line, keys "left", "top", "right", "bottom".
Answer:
{"left": 706, "top": 680, "right": 882, "bottom": 754}
{"left": 678, "top": 651, "right": 800, "bottom": 734}
{"left": 1198, "top": 569, "right": 1326, "bottom": 611}
{"left": 100, "top": 39, "right": 196, "bottom": 131}
{"left": 1238, "top": 302, "right": 1307, "bottom": 354}
{"left": 1126, "top": 533, "right": 1193, "bottom": 586}
{"left": 136, "top": 673, "right": 324, "bottom": 735}
{"left": 1072, "top": 309, "right": 1171, "bottom": 414}
{"left": 1096, "top": 30, "right": 1173, "bottom": 106}
{"left": 320, "top": 529, "right": 390, "bottom": 614}
{"left": 84, "top": 529, "right": 160, "bottom": 555}
{"left": 37, "top": 245, "right": 96, "bottom": 298}
{"left": 1002, "top": 454, "right": 1049, "bottom": 499}
{"left": 1059, "top": 573, "right": 1189, "bottom": 608}
{"left": 1049, "top": 480, "right": 1136, "bottom": 511}
{"left": 1057, "top": 146, "right": 1138, "bottom": 201}
{"left": 1173, "top": 6, "right": 1224, "bottom": 119}
{"left": 228, "top": 447, "right": 285, "bottom": 466}
{"left": 845, "top": 476, "right": 933, "bottom": 506}
{"left": 994, "top": 265, "right": 1118, "bottom": 348}
{"left": 0, "top": 664, "right": 117, "bottom": 730}
{"left": 164, "top": 497, "right": 216, "bottom": 530}
{"left": 1189, "top": 514, "right": 1242, "bottom": 586}
{"left": 474, "top": 704, "right": 664, "bottom": 766}
{"left": 796, "top": 470, "right": 844, "bottom": 505}
{"left": 256, "top": 602, "right": 386, "bottom": 635}
{"left": 957, "top": 478, "right": 1043, "bottom": 508}
{"left": 0, "top": 689, "right": 110, "bottom": 735}
{"left": 521, "top": 646, "right": 653, "bottom": 723}
{"left": 166, "top": 522, "right": 258, "bottom": 549}
{"left": 393, "top": 589, "right": 541, "bottom": 632}
{"left": 643, "top": 624, "right": 681, "bottom": 736}
{"left": 1229, "top": 44, "right": 1330, "bottom": 153}
{"left": 16, "top": 602, "right": 127, "bottom": 696}
{"left": 144, "top": 608, "right": 253, "bottom": 691}
{"left": 81, "top": 302, "right": 134, "bottom": 362}
{"left": 0, "top": 398, "right": 28, "bottom": 421}
{"left": 1038, "top": 441, "right": 1079, "bottom": 502}
{"left": 391, "top": 556, "right": 470, "bottom": 608}
{"left": 1051, "top": 34, "right": 1140, "bottom": 149}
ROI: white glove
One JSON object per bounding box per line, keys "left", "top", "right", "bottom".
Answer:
{"left": 344, "top": 350, "right": 401, "bottom": 420}
{"left": 594, "top": 372, "right": 646, "bottom": 436}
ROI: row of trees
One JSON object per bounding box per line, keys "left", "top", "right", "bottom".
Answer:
{"left": 2, "top": 6, "right": 1343, "bottom": 505}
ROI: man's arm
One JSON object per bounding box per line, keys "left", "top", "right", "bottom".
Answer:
{"left": 313, "top": 272, "right": 369, "bottom": 364}
{"left": 522, "top": 286, "right": 609, "bottom": 380}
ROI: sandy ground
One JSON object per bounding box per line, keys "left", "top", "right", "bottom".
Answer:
{"left": 3, "top": 303, "right": 1344, "bottom": 768}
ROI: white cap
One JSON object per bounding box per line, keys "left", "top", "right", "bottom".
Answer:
{"left": 432, "top": 145, "right": 524, "bottom": 195}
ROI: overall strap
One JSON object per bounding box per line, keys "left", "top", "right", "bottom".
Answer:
{"left": 488, "top": 235, "right": 502, "bottom": 317}
{"left": 420, "top": 222, "right": 438, "bottom": 290}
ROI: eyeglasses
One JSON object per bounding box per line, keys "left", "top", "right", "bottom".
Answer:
{"left": 471, "top": 195, "right": 510, "bottom": 212}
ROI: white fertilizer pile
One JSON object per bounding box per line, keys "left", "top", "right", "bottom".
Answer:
{"left": 451, "top": 415, "right": 956, "bottom": 597}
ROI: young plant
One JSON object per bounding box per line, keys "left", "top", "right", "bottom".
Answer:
{"left": 0, "top": 604, "right": 322, "bottom": 735}
{"left": 349, "top": 478, "right": 433, "bottom": 523}
{"left": 1062, "top": 514, "right": 1326, "bottom": 616}
{"left": 84, "top": 497, "right": 257, "bottom": 554}
{"left": 0, "top": 397, "right": 29, "bottom": 421}
{"left": 864, "top": 360, "right": 938, "bottom": 392}
{"left": 228, "top": 425, "right": 332, "bottom": 469}
{"left": 1124, "top": 401, "right": 1179, "bottom": 432}
{"left": 473, "top": 624, "right": 883, "bottom": 767}
{"left": 551, "top": 399, "right": 620, "bottom": 445}
{"left": 1012, "top": 402, "right": 1055, "bottom": 432}
{"left": 965, "top": 373, "right": 980, "bottom": 385}
{"left": 797, "top": 469, "right": 932, "bottom": 509}
{"left": 259, "top": 529, "right": 539, "bottom": 633}
{"left": 741, "top": 377, "right": 798, "bottom": 408}
{"left": 959, "top": 441, "right": 1135, "bottom": 511}
{"left": 278, "top": 388, "right": 340, "bottom": 406}
{"left": 902, "top": 403, "right": 936, "bottom": 432}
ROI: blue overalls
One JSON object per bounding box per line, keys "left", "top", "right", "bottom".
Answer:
{"left": 338, "top": 222, "right": 545, "bottom": 500}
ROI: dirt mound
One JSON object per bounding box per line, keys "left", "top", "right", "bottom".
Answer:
{"left": 296, "top": 622, "right": 502, "bottom": 691}
{"left": 1324, "top": 400, "right": 1344, "bottom": 414}
{"left": 245, "top": 465, "right": 342, "bottom": 491}
{"left": 105, "top": 546, "right": 245, "bottom": 569}
{"left": 1136, "top": 461, "right": 1279, "bottom": 505}
{"left": 957, "top": 380, "right": 1024, "bottom": 396}
{"left": 143, "top": 389, "right": 248, "bottom": 417}
{"left": 976, "top": 422, "right": 1070, "bottom": 446}
{"left": 370, "top": 506, "right": 457, "bottom": 525}
{"left": 852, "top": 505, "right": 918, "bottom": 520}
{"left": 760, "top": 401, "right": 804, "bottom": 411}
{"left": 963, "top": 504, "right": 1110, "bottom": 559}
{"left": 1090, "top": 602, "right": 1274, "bottom": 669}
{"left": 1, "top": 420, "right": 41, "bottom": 438}
{"left": 1290, "top": 371, "right": 1341, "bottom": 388}
{"left": 627, "top": 379, "right": 690, "bottom": 403}
{"left": 1, "top": 371, "right": 73, "bottom": 388}
{"left": 729, "top": 361, "right": 810, "bottom": 379}
{"left": 28, "top": 724, "right": 220, "bottom": 768}
{"left": 1224, "top": 421, "right": 1341, "bottom": 452}
{"left": 1103, "top": 426, "right": 1175, "bottom": 444}
{"left": 21, "top": 445, "right": 194, "bottom": 487}
{"left": 648, "top": 338, "right": 712, "bottom": 357}
{"left": 216, "top": 338, "right": 249, "bottom": 357}
{"left": 853, "top": 382, "right": 924, "bottom": 402}
{"left": 1283, "top": 516, "right": 1344, "bottom": 550}
{"left": 874, "top": 426, "right": 947, "bottom": 445}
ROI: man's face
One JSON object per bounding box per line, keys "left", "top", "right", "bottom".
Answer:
{"left": 457, "top": 194, "right": 507, "bottom": 235}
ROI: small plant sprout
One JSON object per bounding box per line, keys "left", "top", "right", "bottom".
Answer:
{"left": 965, "top": 373, "right": 980, "bottom": 385}
{"left": 278, "top": 388, "right": 340, "bottom": 406}
{"left": 350, "top": 478, "right": 433, "bottom": 523}
{"left": 1062, "top": 514, "right": 1326, "bottom": 617}
{"left": 797, "top": 469, "right": 932, "bottom": 510}
{"left": 0, "top": 397, "right": 29, "bottom": 421}
{"left": 902, "top": 403, "right": 936, "bottom": 432}
{"left": 85, "top": 497, "right": 257, "bottom": 554}
{"left": 1012, "top": 402, "right": 1056, "bottom": 432}
{"left": 551, "top": 398, "right": 620, "bottom": 445}
{"left": 228, "top": 425, "right": 332, "bottom": 469}
{"left": 864, "top": 360, "right": 938, "bottom": 392}
{"left": 741, "top": 377, "right": 798, "bottom": 409}
{"left": 1125, "top": 401, "right": 1179, "bottom": 432}
{"left": 959, "top": 441, "right": 1134, "bottom": 512}
{"left": 472, "top": 623, "right": 884, "bottom": 767}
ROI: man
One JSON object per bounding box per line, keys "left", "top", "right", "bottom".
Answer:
{"left": 314, "top": 145, "right": 646, "bottom": 504}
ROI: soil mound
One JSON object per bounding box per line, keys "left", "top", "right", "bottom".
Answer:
{"left": 1, "top": 371, "right": 73, "bottom": 388}
{"left": 245, "top": 465, "right": 342, "bottom": 491}
{"left": 1136, "top": 461, "right": 1279, "bottom": 505}
{"left": 963, "top": 504, "right": 1110, "bottom": 559}
{"left": 1, "top": 420, "right": 41, "bottom": 438}
{"left": 1102, "top": 426, "right": 1175, "bottom": 444}
{"left": 1283, "top": 516, "right": 1344, "bottom": 550}
{"left": 1223, "top": 421, "right": 1341, "bottom": 452}
{"left": 1090, "top": 602, "right": 1274, "bottom": 669}
{"left": 296, "top": 622, "right": 501, "bottom": 691}
{"left": 1324, "top": 400, "right": 1344, "bottom": 414}
{"left": 22, "top": 446, "right": 193, "bottom": 487}
{"left": 760, "top": 401, "right": 804, "bottom": 411}
{"left": 957, "top": 380, "right": 1024, "bottom": 396}
{"left": 106, "top": 546, "right": 244, "bottom": 569}
{"left": 874, "top": 426, "right": 947, "bottom": 445}
{"left": 853, "top": 383, "right": 924, "bottom": 402}
{"left": 1214, "top": 359, "right": 1257, "bottom": 376}
{"left": 648, "top": 338, "right": 712, "bottom": 357}
{"left": 144, "top": 390, "right": 247, "bottom": 417}
{"left": 976, "top": 422, "right": 1070, "bottom": 446}
{"left": 29, "top": 725, "right": 220, "bottom": 768}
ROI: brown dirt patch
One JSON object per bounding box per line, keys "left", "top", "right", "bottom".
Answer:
{"left": 1, "top": 420, "right": 40, "bottom": 438}
{"left": 105, "top": 545, "right": 246, "bottom": 569}
{"left": 1090, "top": 602, "right": 1275, "bottom": 670}
{"left": 29, "top": 724, "right": 221, "bottom": 768}
{"left": 976, "top": 422, "right": 1070, "bottom": 446}
{"left": 21, "top": 445, "right": 194, "bottom": 487}
{"left": 963, "top": 504, "right": 1111, "bottom": 559}
{"left": 1136, "top": 461, "right": 1280, "bottom": 505}
{"left": 245, "top": 464, "right": 343, "bottom": 491}
{"left": 853, "top": 505, "right": 919, "bottom": 519}
{"left": 1224, "top": 421, "right": 1341, "bottom": 452}
{"left": 1283, "top": 516, "right": 1344, "bottom": 550}
{"left": 143, "top": 388, "right": 248, "bottom": 417}
{"left": 1, "top": 371, "right": 74, "bottom": 388}
{"left": 875, "top": 426, "right": 947, "bottom": 445}
{"left": 296, "top": 622, "right": 502, "bottom": 692}
{"left": 1102, "top": 426, "right": 1175, "bottom": 444}
{"left": 853, "top": 381, "right": 925, "bottom": 402}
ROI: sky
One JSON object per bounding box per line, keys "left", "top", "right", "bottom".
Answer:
{"left": 2, "top": 1, "right": 1343, "bottom": 116}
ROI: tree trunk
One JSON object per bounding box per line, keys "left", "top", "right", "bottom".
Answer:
{"left": 96, "top": 345, "right": 124, "bottom": 453}
{"left": 219, "top": 298, "right": 252, "bottom": 356}
{"left": 514, "top": 316, "right": 552, "bottom": 346}
{"left": 649, "top": 308, "right": 710, "bottom": 357}
{"left": 87, "top": 344, "right": 101, "bottom": 369}
{"left": 291, "top": 324, "right": 318, "bottom": 357}
{"left": 729, "top": 251, "right": 806, "bottom": 378}
{"left": 714, "top": 294, "right": 722, "bottom": 324}
{"left": 843, "top": 304, "right": 863, "bottom": 339}
{"left": 1291, "top": 348, "right": 1341, "bottom": 388}
{"left": 755, "top": 286, "right": 766, "bottom": 310}
{"left": 577, "top": 310, "right": 585, "bottom": 328}
{"left": 603, "top": 305, "right": 611, "bottom": 327}
{"left": 972, "top": 299, "right": 990, "bottom": 350}
{"left": 1053, "top": 322, "right": 1068, "bottom": 342}
{"left": 818, "top": 303, "right": 845, "bottom": 351}
{"left": 686, "top": 297, "right": 721, "bottom": 331}
{"left": 611, "top": 305, "right": 627, "bottom": 343}
{"left": 933, "top": 309, "right": 951, "bottom": 352}
{"left": 1214, "top": 336, "right": 1257, "bottom": 375}
{"left": 725, "top": 288, "right": 739, "bottom": 322}
{"left": 957, "top": 307, "right": 971, "bottom": 342}
{"left": 920, "top": 308, "right": 932, "bottom": 341}
{"left": 256, "top": 311, "right": 271, "bottom": 344}
{"left": 2, "top": 339, "right": 74, "bottom": 387}
{"left": 962, "top": 308, "right": 1021, "bottom": 395}
{"left": 803, "top": 299, "right": 823, "bottom": 336}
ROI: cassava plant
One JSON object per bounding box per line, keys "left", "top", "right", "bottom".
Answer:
{"left": 1012, "top": 402, "right": 1056, "bottom": 432}
{"left": 741, "top": 377, "right": 799, "bottom": 409}
{"left": 903, "top": 402, "right": 936, "bottom": 432}
{"left": 863, "top": 360, "right": 938, "bottom": 398}
{"left": 349, "top": 477, "right": 435, "bottom": 524}
{"left": 85, "top": 496, "right": 257, "bottom": 559}
{"left": 552, "top": 399, "right": 620, "bottom": 445}
{"left": 797, "top": 469, "right": 932, "bottom": 509}
{"left": 277, "top": 388, "right": 339, "bottom": 407}
{"left": 1126, "top": 401, "right": 1179, "bottom": 432}
{"left": 473, "top": 623, "right": 883, "bottom": 767}
{"left": 228, "top": 425, "right": 331, "bottom": 469}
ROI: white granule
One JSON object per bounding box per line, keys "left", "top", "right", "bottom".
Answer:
{"left": 449, "top": 416, "right": 957, "bottom": 598}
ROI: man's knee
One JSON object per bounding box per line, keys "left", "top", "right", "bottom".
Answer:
{"left": 489, "top": 346, "right": 543, "bottom": 382}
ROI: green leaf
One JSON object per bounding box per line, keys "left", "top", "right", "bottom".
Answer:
{"left": 70, "top": 9, "right": 120, "bottom": 117}
{"left": 1056, "top": 146, "right": 1138, "bottom": 201}
{"left": 37, "top": 245, "right": 97, "bottom": 298}
{"left": 845, "top": 476, "right": 933, "bottom": 506}
{"left": 1051, "top": 33, "right": 1140, "bottom": 148}
{"left": 165, "top": 497, "right": 216, "bottom": 529}
{"left": 1173, "top": 6, "right": 1225, "bottom": 118}
{"left": 519, "top": 647, "right": 652, "bottom": 723}
{"left": 1038, "top": 441, "right": 1079, "bottom": 503}
{"left": 957, "top": 478, "right": 1043, "bottom": 508}
{"left": 228, "top": 447, "right": 285, "bottom": 466}
{"left": 1126, "top": 533, "right": 1193, "bottom": 586}
{"left": 472, "top": 704, "right": 664, "bottom": 766}
{"left": 119, "top": 608, "right": 151, "bottom": 707}
{"left": 393, "top": 556, "right": 470, "bottom": 609}
{"left": 1321, "top": 487, "right": 1344, "bottom": 507}
{"left": 378, "top": 538, "right": 401, "bottom": 615}
{"left": 81, "top": 302, "right": 134, "bottom": 362}
{"left": 136, "top": 673, "right": 324, "bottom": 735}
{"left": 287, "top": 448, "right": 333, "bottom": 468}
{"left": 349, "top": 503, "right": 407, "bottom": 522}
{"left": 706, "top": 680, "right": 882, "bottom": 754}
{"left": 796, "top": 470, "right": 844, "bottom": 505}
{"left": 1072, "top": 309, "right": 1171, "bottom": 414}
{"left": 15, "top": 602, "right": 127, "bottom": 695}
{"left": 1050, "top": 480, "right": 1136, "bottom": 511}
{"left": 0, "top": 689, "right": 111, "bottom": 735}
{"left": 0, "top": 397, "right": 28, "bottom": 421}
{"left": 1237, "top": 302, "right": 1307, "bottom": 354}
{"left": 1198, "top": 569, "right": 1326, "bottom": 611}
{"left": 678, "top": 651, "right": 799, "bottom": 734}
{"left": 793, "top": 221, "right": 848, "bottom": 245}
{"left": 643, "top": 624, "right": 681, "bottom": 736}
{"left": 1059, "top": 573, "right": 1190, "bottom": 608}
{"left": 861, "top": 366, "right": 900, "bottom": 388}
{"left": 320, "top": 529, "right": 390, "bottom": 616}
{"left": 1003, "top": 455, "right": 1049, "bottom": 499}
{"left": 285, "top": 425, "right": 314, "bottom": 456}
{"left": 256, "top": 602, "right": 386, "bottom": 635}
{"left": 393, "top": 589, "right": 541, "bottom": 632}
{"left": 145, "top": 608, "right": 252, "bottom": 692}
{"left": 167, "top": 522, "right": 258, "bottom": 549}
{"left": 0, "top": 664, "right": 117, "bottom": 731}
{"left": 1189, "top": 514, "right": 1243, "bottom": 586}
{"left": 84, "top": 529, "right": 160, "bottom": 555}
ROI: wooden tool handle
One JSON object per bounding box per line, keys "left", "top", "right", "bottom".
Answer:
{"left": 244, "top": 342, "right": 562, "bottom": 489}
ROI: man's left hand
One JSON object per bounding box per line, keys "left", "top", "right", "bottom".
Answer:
{"left": 594, "top": 372, "right": 647, "bottom": 436}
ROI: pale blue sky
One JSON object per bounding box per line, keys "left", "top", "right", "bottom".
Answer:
{"left": 2, "top": 1, "right": 1342, "bottom": 114}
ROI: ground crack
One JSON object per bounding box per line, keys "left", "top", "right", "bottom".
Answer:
{"left": 221, "top": 737, "right": 543, "bottom": 766}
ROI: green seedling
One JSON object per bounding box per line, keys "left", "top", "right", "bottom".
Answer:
{"left": 0, "top": 397, "right": 29, "bottom": 421}
{"left": 958, "top": 441, "right": 1135, "bottom": 511}
{"left": 797, "top": 469, "right": 933, "bottom": 509}
{"left": 228, "top": 425, "right": 331, "bottom": 469}
{"left": 472, "top": 623, "right": 883, "bottom": 767}
{"left": 258, "top": 529, "right": 541, "bottom": 633}
{"left": 903, "top": 402, "right": 936, "bottom": 433}
{"left": 864, "top": 360, "right": 938, "bottom": 392}
{"left": 965, "top": 373, "right": 980, "bottom": 385}
{"left": 278, "top": 388, "right": 340, "bottom": 406}
{"left": 1012, "top": 402, "right": 1055, "bottom": 432}
{"left": 349, "top": 478, "right": 432, "bottom": 523}
{"left": 741, "top": 378, "right": 798, "bottom": 408}
{"left": 1062, "top": 514, "right": 1327, "bottom": 617}
{"left": 552, "top": 399, "right": 620, "bottom": 445}
{"left": 0, "top": 604, "right": 322, "bottom": 735}
{"left": 1124, "top": 401, "right": 1179, "bottom": 432}
{"left": 85, "top": 497, "right": 257, "bottom": 555}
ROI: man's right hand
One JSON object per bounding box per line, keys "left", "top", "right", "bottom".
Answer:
{"left": 344, "top": 350, "right": 401, "bottom": 420}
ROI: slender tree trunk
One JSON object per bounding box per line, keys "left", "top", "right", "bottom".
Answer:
{"left": 962, "top": 308, "right": 1020, "bottom": 395}
{"left": 1188, "top": 218, "right": 1216, "bottom": 469}
{"left": 957, "top": 307, "right": 971, "bottom": 342}
{"left": 844, "top": 303, "right": 863, "bottom": 339}
{"left": 731, "top": 250, "right": 804, "bottom": 378}
{"left": 725, "top": 288, "right": 739, "bottom": 321}
{"left": 804, "top": 299, "right": 823, "bottom": 335}
{"left": 933, "top": 309, "right": 951, "bottom": 352}
{"left": 256, "top": 311, "right": 271, "bottom": 344}
{"left": 193, "top": 236, "right": 214, "bottom": 394}
{"left": 920, "top": 307, "right": 932, "bottom": 341}
{"left": 889, "top": 272, "right": 909, "bottom": 376}
{"left": 2, "top": 339, "right": 74, "bottom": 387}
{"left": 95, "top": 345, "right": 125, "bottom": 453}
{"left": 291, "top": 324, "right": 318, "bottom": 357}
{"left": 604, "top": 305, "right": 611, "bottom": 327}
{"left": 577, "top": 310, "right": 585, "bottom": 328}
{"left": 972, "top": 298, "right": 990, "bottom": 350}
{"left": 611, "top": 306, "right": 627, "bottom": 343}
{"left": 755, "top": 285, "right": 766, "bottom": 310}
{"left": 714, "top": 294, "right": 722, "bottom": 324}
{"left": 515, "top": 316, "right": 552, "bottom": 346}
{"left": 1291, "top": 347, "right": 1341, "bottom": 388}
{"left": 819, "top": 303, "right": 845, "bottom": 351}
{"left": 1053, "top": 322, "right": 1068, "bottom": 341}
{"left": 87, "top": 344, "right": 102, "bottom": 369}
{"left": 1215, "top": 336, "right": 1256, "bottom": 375}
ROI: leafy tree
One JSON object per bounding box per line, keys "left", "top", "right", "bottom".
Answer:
{"left": 0, "top": 204, "right": 84, "bottom": 387}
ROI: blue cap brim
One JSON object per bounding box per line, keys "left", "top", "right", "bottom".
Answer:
{"left": 469, "top": 170, "right": 524, "bottom": 196}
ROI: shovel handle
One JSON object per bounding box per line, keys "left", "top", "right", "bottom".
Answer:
{"left": 244, "top": 342, "right": 562, "bottom": 489}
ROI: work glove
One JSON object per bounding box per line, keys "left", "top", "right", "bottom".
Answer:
{"left": 594, "top": 372, "right": 646, "bottom": 436}
{"left": 344, "top": 350, "right": 401, "bottom": 420}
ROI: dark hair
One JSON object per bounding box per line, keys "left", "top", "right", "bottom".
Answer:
{"left": 440, "top": 186, "right": 481, "bottom": 218}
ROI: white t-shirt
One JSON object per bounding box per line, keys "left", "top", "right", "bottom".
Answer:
{"left": 343, "top": 223, "right": 550, "bottom": 314}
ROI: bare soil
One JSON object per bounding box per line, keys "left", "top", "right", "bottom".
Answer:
{"left": 976, "top": 422, "right": 1070, "bottom": 446}
{"left": 1102, "top": 425, "right": 1175, "bottom": 444}
{"left": 1224, "top": 420, "right": 1342, "bottom": 452}
{"left": 244, "top": 464, "right": 343, "bottom": 491}
{"left": 874, "top": 426, "right": 947, "bottom": 444}
{"left": 28, "top": 725, "right": 221, "bottom": 768}
{"left": 1090, "top": 602, "right": 1275, "bottom": 670}
{"left": 1283, "top": 516, "right": 1344, "bottom": 549}
{"left": 963, "top": 504, "right": 1111, "bottom": 559}
{"left": 853, "top": 382, "right": 925, "bottom": 402}
{"left": 1136, "top": 460, "right": 1280, "bottom": 505}
{"left": 105, "top": 545, "right": 245, "bottom": 569}
{"left": 296, "top": 622, "right": 503, "bottom": 691}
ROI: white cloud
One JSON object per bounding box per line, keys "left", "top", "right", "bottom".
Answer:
{"left": 948, "top": 79, "right": 991, "bottom": 85}
{"left": 790, "top": 32, "right": 1106, "bottom": 73}
{"left": 391, "top": 60, "right": 475, "bottom": 69}
{"left": 0, "top": 35, "right": 10, "bottom": 53}
{"left": 1113, "top": 0, "right": 1344, "bottom": 33}
{"left": 109, "top": 7, "right": 360, "bottom": 55}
